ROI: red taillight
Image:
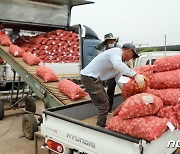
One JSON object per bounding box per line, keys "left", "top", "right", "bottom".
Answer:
{"left": 47, "top": 139, "right": 64, "bottom": 153}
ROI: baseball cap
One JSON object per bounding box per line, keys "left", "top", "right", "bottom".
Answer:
{"left": 122, "top": 43, "right": 139, "bottom": 58}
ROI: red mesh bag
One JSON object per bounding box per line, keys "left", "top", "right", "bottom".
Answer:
{"left": 61, "top": 36, "right": 68, "bottom": 41}
{"left": 44, "top": 60, "right": 52, "bottom": 63}
{"left": 33, "top": 50, "right": 41, "bottom": 56}
{"left": 36, "top": 65, "right": 58, "bottom": 82}
{"left": 48, "top": 35, "right": 58, "bottom": 40}
{"left": 28, "top": 36, "right": 36, "bottom": 44}
{"left": 52, "top": 55, "right": 57, "bottom": 60}
{"left": 73, "top": 37, "right": 79, "bottom": 42}
{"left": 44, "top": 32, "right": 53, "bottom": 37}
{"left": 149, "top": 69, "right": 180, "bottom": 89}
{"left": 122, "top": 65, "right": 155, "bottom": 99}
{"left": 52, "top": 50, "right": 59, "bottom": 55}
{"left": 147, "top": 88, "right": 180, "bottom": 106}
{"left": 14, "top": 38, "right": 26, "bottom": 46}
{"left": 53, "top": 40, "right": 60, "bottom": 45}
{"left": 52, "top": 45, "right": 58, "bottom": 51}
{"left": 47, "top": 45, "right": 53, "bottom": 51}
{"left": 22, "top": 52, "right": 41, "bottom": 66}
{"left": 156, "top": 104, "right": 180, "bottom": 129}
{"left": 113, "top": 103, "right": 123, "bottom": 117}
{"left": 0, "top": 33, "right": 12, "bottom": 46}
{"left": 64, "top": 32, "right": 71, "bottom": 38}
{"left": 51, "top": 60, "right": 58, "bottom": 63}
{"left": 58, "top": 79, "right": 88, "bottom": 100}
{"left": 38, "top": 55, "right": 46, "bottom": 60}
{"left": 58, "top": 41, "right": 66, "bottom": 46}
{"left": 52, "top": 29, "right": 63, "bottom": 35}
{"left": 21, "top": 47, "right": 28, "bottom": 52}
{"left": 0, "top": 57, "right": 4, "bottom": 64}
{"left": 154, "top": 55, "right": 180, "bottom": 72}
{"left": 117, "top": 93, "right": 163, "bottom": 119}
{"left": 9, "top": 45, "right": 25, "bottom": 57}
{"left": 39, "top": 45, "right": 47, "bottom": 50}
{"left": 26, "top": 48, "right": 34, "bottom": 53}
{"left": 75, "top": 42, "right": 80, "bottom": 47}
{"left": 32, "top": 37, "right": 44, "bottom": 44}
{"left": 20, "top": 42, "right": 30, "bottom": 48}
{"left": 107, "top": 116, "right": 168, "bottom": 141}
{"left": 38, "top": 50, "right": 46, "bottom": 56}
{"left": 57, "top": 52, "right": 63, "bottom": 57}
{"left": 46, "top": 40, "right": 55, "bottom": 46}
{"left": 71, "top": 32, "right": 78, "bottom": 38}
{"left": 44, "top": 55, "right": 50, "bottom": 60}
{"left": 41, "top": 38, "right": 49, "bottom": 45}
{"left": 30, "top": 44, "right": 41, "bottom": 50}
{"left": 62, "top": 31, "right": 69, "bottom": 36}
{"left": 69, "top": 41, "right": 76, "bottom": 47}
{"left": 67, "top": 37, "right": 74, "bottom": 42}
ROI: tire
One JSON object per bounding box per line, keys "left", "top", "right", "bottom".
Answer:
{"left": 25, "top": 96, "right": 36, "bottom": 113}
{"left": 0, "top": 101, "right": 4, "bottom": 120}
{"left": 22, "top": 114, "right": 38, "bottom": 140}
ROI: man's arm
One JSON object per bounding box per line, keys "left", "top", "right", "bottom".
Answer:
{"left": 110, "top": 51, "right": 136, "bottom": 77}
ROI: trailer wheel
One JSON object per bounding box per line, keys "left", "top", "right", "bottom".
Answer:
{"left": 0, "top": 101, "right": 4, "bottom": 120}
{"left": 22, "top": 114, "right": 38, "bottom": 140}
{"left": 25, "top": 96, "right": 36, "bottom": 113}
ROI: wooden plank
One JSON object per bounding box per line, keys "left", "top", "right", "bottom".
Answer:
{"left": 42, "top": 82, "right": 59, "bottom": 87}
{"left": 56, "top": 96, "right": 69, "bottom": 101}
{"left": 63, "top": 97, "right": 90, "bottom": 105}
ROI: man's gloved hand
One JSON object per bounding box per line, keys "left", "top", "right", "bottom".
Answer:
{"left": 134, "top": 74, "right": 147, "bottom": 89}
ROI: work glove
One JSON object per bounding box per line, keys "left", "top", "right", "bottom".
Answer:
{"left": 134, "top": 74, "right": 147, "bottom": 89}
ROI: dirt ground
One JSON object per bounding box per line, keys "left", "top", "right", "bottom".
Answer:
{"left": 0, "top": 100, "right": 44, "bottom": 154}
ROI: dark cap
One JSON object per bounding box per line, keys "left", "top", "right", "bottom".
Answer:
{"left": 122, "top": 43, "right": 139, "bottom": 58}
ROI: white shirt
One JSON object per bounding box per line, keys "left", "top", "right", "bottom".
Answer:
{"left": 81, "top": 48, "right": 136, "bottom": 81}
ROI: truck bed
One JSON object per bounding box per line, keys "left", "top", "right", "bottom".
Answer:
{"left": 82, "top": 114, "right": 113, "bottom": 126}
{"left": 41, "top": 95, "right": 180, "bottom": 154}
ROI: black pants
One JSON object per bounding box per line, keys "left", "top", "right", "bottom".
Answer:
{"left": 81, "top": 75, "right": 109, "bottom": 127}
{"left": 107, "top": 78, "right": 116, "bottom": 112}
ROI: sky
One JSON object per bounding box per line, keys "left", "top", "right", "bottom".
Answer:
{"left": 71, "top": 0, "right": 180, "bottom": 47}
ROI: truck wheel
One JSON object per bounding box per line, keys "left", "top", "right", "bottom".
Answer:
{"left": 25, "top": 96, "right": 36, "bottom": 113}
{"left": 0, "top": 101, "right": 4, "bottom": 120}
{"left": 22, "top": 114, "right": 38, "bottom": 140}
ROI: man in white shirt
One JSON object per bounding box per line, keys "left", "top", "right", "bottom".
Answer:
{"left": 81, "top": 43, "right": 146, "bottom": 127}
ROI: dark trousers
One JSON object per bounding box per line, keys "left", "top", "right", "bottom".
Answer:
{"left": 81, "top": 75, "right": 109, "bottom": 127}
{"left": 107, "top": 78, "right": 116, "bottom": 112}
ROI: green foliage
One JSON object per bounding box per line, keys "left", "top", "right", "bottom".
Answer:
{"left": 138, "top": 47, "right": 157, "bottom": 54}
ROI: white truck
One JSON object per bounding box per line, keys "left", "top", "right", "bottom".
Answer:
{"left": 40, "top": 51, "right": 180, "bottom": 154}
